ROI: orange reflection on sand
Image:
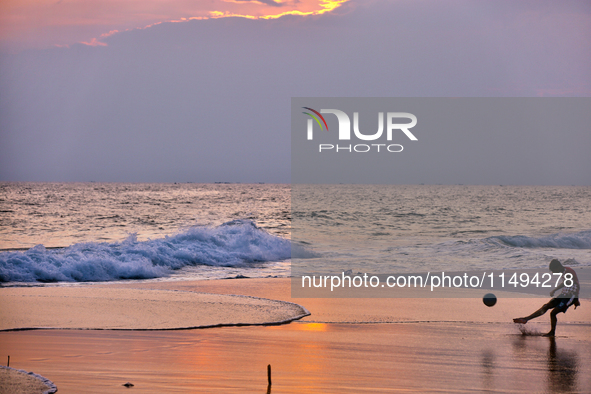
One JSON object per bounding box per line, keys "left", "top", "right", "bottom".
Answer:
{"left": 293, "top": 322, "right": 329, "bottom": 332}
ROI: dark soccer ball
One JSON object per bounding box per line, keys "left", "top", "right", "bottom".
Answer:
{"left": 483, "top": 293, "right": 497, "bottom": 307}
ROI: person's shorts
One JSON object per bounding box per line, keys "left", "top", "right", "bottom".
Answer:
{"left": 545, "top": 297, "right": 578, "bottom": 313}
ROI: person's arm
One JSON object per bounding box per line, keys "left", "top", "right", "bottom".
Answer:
{"left": 550, "top": 279, "right": 565, "bottom": 297}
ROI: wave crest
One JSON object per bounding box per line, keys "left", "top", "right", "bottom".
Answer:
{"left": 0, "top": 220, "right": 292, "bottom": 283}
{"left": 488, "top": 230, "right": 591, "bottom": 250}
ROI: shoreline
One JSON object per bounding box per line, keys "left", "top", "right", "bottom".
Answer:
{"left": 3, "top": 276, "right": 589, "bottom": 328}
{"left": 0, "top": 286, "right": 310, "bottom": 331}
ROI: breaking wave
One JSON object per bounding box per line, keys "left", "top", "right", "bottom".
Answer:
{"left": 488, "top": 230, "right": 591, "bottom": 250}
{"left": 0, "top": 220, "right": 292, "bottom": 283}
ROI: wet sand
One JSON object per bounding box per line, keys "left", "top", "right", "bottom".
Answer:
{"left": 1, "top": 278, "right": 590, "bottom": 393}
{"left": 0, "top": 366, "right": 56, "bottom": 394}
{"left": 0, "top": 286, "right": 308, "bottom": 330}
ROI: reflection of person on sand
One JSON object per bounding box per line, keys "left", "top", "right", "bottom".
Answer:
{"left": 546, "top": 337, "right": 578, "bottom": 392}
{"left": 513, "top": 259, "right": 580, "bottom": 337}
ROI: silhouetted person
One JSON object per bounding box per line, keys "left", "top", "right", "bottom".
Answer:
{"left": 513, "top": 259, "right": 580, "bottom": 336}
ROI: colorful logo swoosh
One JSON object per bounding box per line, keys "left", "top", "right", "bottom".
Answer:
{"left": 302, "top": 107, "right": 328, "bottom": 131}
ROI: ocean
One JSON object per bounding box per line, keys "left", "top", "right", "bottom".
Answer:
{"left": 291, "top": 184, "right": 591, "bottom": 276}
{"left": 0, "top": 183, "right": 291, "bottom": 283}
{"left": 1, "top": 183, "right": 590, "bottom": 285}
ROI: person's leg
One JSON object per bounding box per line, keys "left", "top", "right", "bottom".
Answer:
{"left": 543, "top": 308, "right": 559, "bottom": 337}
{"left": 513, "top": 303, "right": 550, "bottom": 324}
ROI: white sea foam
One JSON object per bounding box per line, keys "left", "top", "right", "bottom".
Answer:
{"left": 0, "top": 220, "right": 292, "bottom": 283}
{"left": 489, "top": 230, "right": 591, "bottom": 249}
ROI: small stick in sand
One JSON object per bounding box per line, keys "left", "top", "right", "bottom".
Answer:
{"left": 7, "top": 355, "right": 9, "bottom": 367}
{"left": 267, "top": 364, "right": 272, "bottom": 386}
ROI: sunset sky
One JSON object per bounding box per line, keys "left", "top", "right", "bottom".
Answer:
{"left": 0, "top": 0, "right": 590, "bottom": 184}
{"left": 0, "top": 0, "right": 347, "bottom": 50}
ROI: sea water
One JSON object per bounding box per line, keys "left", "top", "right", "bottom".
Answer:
{"left": 1, "top": 183, "right": 590, "bottom": 284}
{"left": 291, "top": 184, "right": 591, "bottom": 277}
{"left": 0, "top": 183, "right": 291, "bottom": 283}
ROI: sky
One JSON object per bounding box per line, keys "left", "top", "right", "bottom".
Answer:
{"left": 0, "top": 0, "right": 590, "bottom": 184}
{"left": 0, "top": 0, "right": 346, "bottom": 50}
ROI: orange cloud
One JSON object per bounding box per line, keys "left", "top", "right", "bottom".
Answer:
{"left": 80, "top": 37, "right": 108, "bottom": 47}
{"left": 0, "top": 0, "right": 350, "bottom": 51}
{"left": 213, "top": 0, "right": 348, "bottom": 20}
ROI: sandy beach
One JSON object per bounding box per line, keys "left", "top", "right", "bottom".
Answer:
{"left": 0, "top": 286, "right": 308, "bottom": 331}
{"left": 0, "top": 366, "right": 57, "bottom": 394}
{"left": 1, "top": 278, "right": 590, "bottom": 393}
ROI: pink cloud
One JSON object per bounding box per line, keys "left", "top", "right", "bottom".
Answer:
{"left": 80, "top": 37, "right": 107, "bottom": 47}
{"left": 0, "top": 0, "right": 349, "bottom": 51}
